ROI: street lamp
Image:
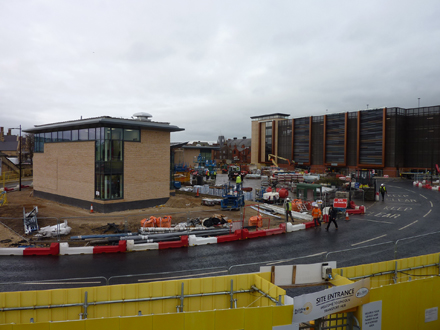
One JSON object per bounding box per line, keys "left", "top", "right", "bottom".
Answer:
{"left": 10, "top": 125, "right": 22, "bottom": 191}
{"left": 418, "top": 98, "right": 420, "bottom": 108}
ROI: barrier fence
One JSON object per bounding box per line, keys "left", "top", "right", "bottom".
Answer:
{"left": 0, "top": 230, "right": 439, "bottom": 292}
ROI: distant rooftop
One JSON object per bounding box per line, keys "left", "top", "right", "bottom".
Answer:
{"left": 250, "top": 113, "right": 290, "bottom": 121}
{"left": 24, "top": 116, "right": 184, "bottom": 133}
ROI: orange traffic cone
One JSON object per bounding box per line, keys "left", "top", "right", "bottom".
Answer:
{"left": 90, "top": 204, "right": 94, "bottom": 213}
{"left": 345, "top": 212, "right": 349, "bottom": 221}
{"left": 195, "top": 189, "right": 199, "bottom": 198}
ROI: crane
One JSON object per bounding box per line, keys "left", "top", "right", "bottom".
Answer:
{"left": 268, "top": 154, "right": 295, "bottom": 167}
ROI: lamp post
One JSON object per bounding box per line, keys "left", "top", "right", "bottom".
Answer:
{"left": 418, "top": 98, "right": 420, "bottom": 108}
{"left": 10, "top": 125, "right": 22, "bottom": 191}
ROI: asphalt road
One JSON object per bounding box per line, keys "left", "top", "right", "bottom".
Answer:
{"left": 1, "top": 178, "right": 439, "bottom": 292}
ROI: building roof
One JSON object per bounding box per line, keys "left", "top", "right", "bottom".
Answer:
{"left": 250, "top": 113, "right": 290, "bottom": 120}
{"left": 0, "top": 135, "right": 18, "bottom": 151}
{"left": 23, "top": 116, "right": 184, "bottom": 133}
{"left": 183, "top": 145, "right": 220, "bottom": 150}
{"left": 227, "top": 138, "right": 251, "bottom": 151}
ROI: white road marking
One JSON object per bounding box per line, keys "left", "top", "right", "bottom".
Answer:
{"left": 420, "top": 194, "right": 428, "bottom": 199}
{"left": 430, "top": 201, "right": 433, "bottom": 208}
{"left": 351, "top": 234, "right": 387, "bottom": 247}
{"left": 399, "top": 220, "right": 418, "bottom": 230}
{"left": 265, "top": 251, "right": 327, "bottom": 266}
{"left": 355, "top": 219, "right": 394, "bottom": 224}
{"left": 423, "top": 209, "right": 432, "bottom": 218}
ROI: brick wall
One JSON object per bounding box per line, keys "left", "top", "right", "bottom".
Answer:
{"left": 124, "top": 130, "right": 170, "bottom": 201}
{"left": 33, "top": 141, "right": 95, "bottom": 200}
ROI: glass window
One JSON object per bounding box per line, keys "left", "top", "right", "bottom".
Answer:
{"left": 72, "top": 130, "right": 79, "bottom": 141}
{"left": 124, "top": 129, "right": 140, "bottom": 141}
{"left": 111, "top": 128, "right": 123, "bottom": 140}
{"left": 111, "top": 141, "right": 123, "bottom": 160}
{"left": 104, "top": 127, "right": 111, "bottom": 140}
{"left": 52, "top": 132, "right": 58, "bottom": 142}
{"left": 79, "top": 129, "right": 88, "bottom": 141}
{"left": 88, "top": 128, "right": 95, "bottom": 140}
{"left": 62, "top": 130, "right": 71, "bottom": 141}
{"left": 44, "top": 132, "right": 52, "bottom": 143}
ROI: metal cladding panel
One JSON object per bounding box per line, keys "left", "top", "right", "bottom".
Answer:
{"left": 385, "top": 108, "right": 397, "bottom": 167}
{"left": 404, "top": 106, "right": 440, "bottom": 168}
{"left": 359, "top": 109, "right": 383, "bottom": 165}
{"left": 311, "top": 116, "right": 323, "bottom": 165}
{"left": 347, "top": 113, "right": 358, "bottom": 166}
{"left": 277, "top": 119, "right": 292, "bottom": 163}
{"left": 325, "top": 113, "right": 345, "bottom": 164}
{"left": 293, "top": 117, "right": 310, "bottom": 164}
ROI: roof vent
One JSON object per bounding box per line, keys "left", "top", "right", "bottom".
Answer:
{"left": 133, "top": 112, "right": 152, "bottom": 121}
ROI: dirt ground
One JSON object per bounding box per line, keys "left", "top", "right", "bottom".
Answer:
{"left": 0, "top": 188, "right": 290, "bottom": 247}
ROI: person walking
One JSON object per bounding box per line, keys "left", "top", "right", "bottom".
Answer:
{"left": 235, "top": 174, "right": 242, "bottom": 191}
{"left": 311, "top": 203, "right": 322, "bottom": 227}
{"left": 326, "top": 205, "right": 338, "bottom": 231}
{"left": 380, "top": 183, "right": 387, "bottom": 201}
{"left": 284, "top": 198, "right": 294, "bottom": 223}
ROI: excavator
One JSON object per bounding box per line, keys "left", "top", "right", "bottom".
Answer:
{"left": 268, "top": 154, "right": 295, "bottom": 168}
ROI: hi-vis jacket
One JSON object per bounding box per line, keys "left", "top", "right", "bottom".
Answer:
{"left": 311, "top": 207, "right": 322, "bottom": 219}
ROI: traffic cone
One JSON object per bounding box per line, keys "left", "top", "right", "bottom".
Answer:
{"left": 345, "top": 212, "right": 349, "bottom": 221}
{"left": 90, "top": 204, "right": 94, "bottom": 213}
{"left": 196, "top": 189, "right": 199, "bottom": 198}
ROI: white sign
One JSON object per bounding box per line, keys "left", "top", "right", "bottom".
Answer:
{"left": 425, "top": 307, "right": 438, "bottom": 323}
{"left": 362, "top": 300, "right": 382, "bottom": 329}
{"left": 292, "top": 278, "right": 370, "bottom": 323}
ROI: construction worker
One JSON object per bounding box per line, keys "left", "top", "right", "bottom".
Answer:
{"left": 235, "top": 174, "right": 242, "bottom": 191}
{"left": 380, "top": 183, "right": 387, "bottom": 201}
{"left": 311, "top": 203, "right": 322, "bottom": 227}
{"left": 284, "top": 198, "right": 294, "bottom": 223}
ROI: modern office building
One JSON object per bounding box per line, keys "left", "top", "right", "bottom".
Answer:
{"left": 24, "top": 113, "right": 184, "bottom": 213}
{"left": 251, "top": 106, "right": 440, "bottom": 177}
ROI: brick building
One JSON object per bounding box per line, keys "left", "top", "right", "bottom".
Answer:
{"left": 24, "top": 114, "right": 184, "bottom": 213}
{"left": 214, "top": 136, "right": 251, "bottom": 163}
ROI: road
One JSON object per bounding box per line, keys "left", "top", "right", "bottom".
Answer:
{"left": 1, "top": 178, "right": 439, "bottom": 293}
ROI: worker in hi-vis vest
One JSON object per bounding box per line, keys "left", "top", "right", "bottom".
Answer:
{"left": 284, "top": 198, "right": 294, "bottom": 223}
{"left": 380, "top": 183, "right": 387, "bottom": 201}
{"left": 311, "top": 203, "right": 322, "bottom": 227}
{"left": 235, "top": 175, "right": 242, "bottom": 191}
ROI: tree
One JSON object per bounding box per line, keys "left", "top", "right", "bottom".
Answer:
{"left": 24, "top": 133, "right": 34, "bottom": 165}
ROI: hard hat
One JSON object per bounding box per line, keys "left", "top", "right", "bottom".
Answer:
{"left": 286, "top": 198, "right": 290, "bottom": 201}
{"left": 312, "top": 202, "right": 318, "bottom": 207}
{"left": 381, "top": 183, "right": 384, "bottom": 186}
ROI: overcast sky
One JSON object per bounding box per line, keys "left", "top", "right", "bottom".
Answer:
{"left": 1, "top": 1, "right": 439, "bottom": 142}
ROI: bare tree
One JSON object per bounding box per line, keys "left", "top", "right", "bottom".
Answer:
{"left": 24, "top": 133, "right": 34, "bottom": 165}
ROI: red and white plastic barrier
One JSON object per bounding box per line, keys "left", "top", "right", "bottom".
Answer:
{"left": 126, "top": 240, "right": 159, "bottom": 251}
{"left": 0, "top": 247, "right": 26, "bottom": 256}
{"left": 188, "top": 235, "right": 217, "bottom": 246}
{"left": 59, "top": 242, "right": 94, "bottom": 255}
{"left": 286, "top": 223, "right": 306, "bottom": 232}
{"left": 93, "top": 240, "right": 126, "bottom": 254}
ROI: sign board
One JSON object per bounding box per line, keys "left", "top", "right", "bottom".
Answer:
{"left": 293, "top": 278, "right": 370, "bottom": 323}
{"left": 333, "top": 198, "right": 347, "bottom": 208}
{"left": 331, "top": 163, "right": 338, "bottom": 166}
{"left": 355, "top": 182, "right": 360, "bottom": 189}
{"left": 384, "top": 175, "right": 389, "bottom": 178}
{"left": 362, "top": 300, "right": 382, "bottom": 329}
